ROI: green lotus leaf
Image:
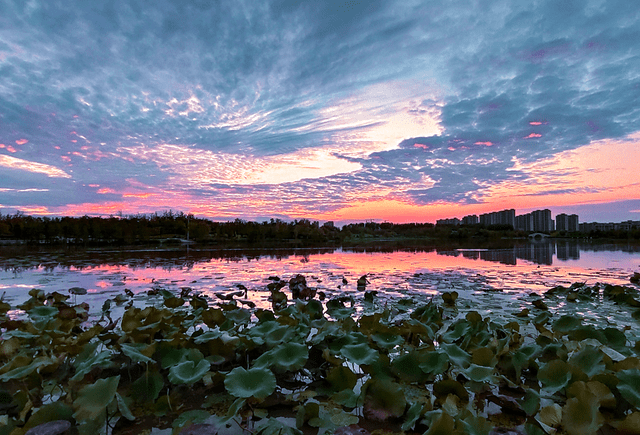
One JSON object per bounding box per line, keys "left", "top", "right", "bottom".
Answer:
{"left": 330, "top": 408, "right": 360, "bottom": 426}
{"left": 419, "top": 351, "right": 449, "bottom": 375}
{"left": 73, "top": 375, "right": 120, "bottom": 422}
{"left": 168, "top": 359, "right": 210, "bottom": 385}
{"left": 392, "top": 351, "right": 428, "bottom": 383}
{"left": 131, "top": 371, "right": 164, "bottom": 403}
{"left": 569, "top": 346, "right": 605, "bottom": 377}
{"left": 603, "top": 328, "right": 627, "bottom": 348}
{"left": 331, "top": 389, "right": 363, "bottom": 408}
{"left": 193, "top": 329, "right": 223, "bottom": 344}
{"left": 0, "top": 357, "right": 55, "bottom": 382}
{"left": 172, "top": 409, "right": 211, "bottom": 430}
{"left": 303, "top": 300, "right": 324, "bottom": 320}
{"left": 462, "top": 364, "right": 494, "bottom": 383}
{"left": 115, "top": 392, "right": 135, "bottom": 421}
{"left": 327, "top": 365, "right": 358, "bottom": 391}
{"left": 224, "top": 367, "right": 276, "bottom": 399}
{"left": 164, "top": 296, "right": 185, "bottom": 308}
{"left": 433, "top": 379, "right": 469, "bottom": 402}
{"left": 440, "top": 343, "right": 470, "bottom": 369}
{"left": 271, "top": 342, "right": 309, "bottom": 371}
{"left": 120, "top": 343, "right": 155, "bottom": 364}
{"left": 28, "top": 306, "right": 58, "bottom": 328}
{"left": 458, "top": 414, "right": 493, "bottom": 435}
{"left": 340, "top": 343, "right": 379, "bottom": 365}
{"left": 297, "top": 400, "right": 320, "bottom": 428}
{"left": 402, "top": 402, "right": 426, "bottom": 432}
{"left": 363, "top": 378, "right": 406, "bottom": 421}
{"left": 538, "top": 360, "right": 572, "bottom": 393}
{"left": 518, "top": 389, "right": 540, "bottom": 416}
{"left": 329, "top": 331, "right": 368, "bottom": 351}
{"left": 22, "top": 402, "right": 74, "bottom": 432}
{"left": 616, "top": 369, "right": 640, "bottom": 408}
{"left": 371, "top": 332, "right": 404, "bottom": 349}
{"left": 441, "top": 320, "right": 470, "bottom": 343}
{"left": 225, "top": 308, "right": 251, "bottom": 325}
{"left": 553, "top": 315, "right": 582, "bottom": 333}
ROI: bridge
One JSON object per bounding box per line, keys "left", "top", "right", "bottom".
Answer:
{"left": 528, "top": 232, "right": 550, "bottom": 240}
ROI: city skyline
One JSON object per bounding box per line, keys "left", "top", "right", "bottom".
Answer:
{"left": 1, "top": 1, "right": 640, "bottom": 224}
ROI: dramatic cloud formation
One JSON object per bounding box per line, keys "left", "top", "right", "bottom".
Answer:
{"left": 1, "top": 0, "right": 639, "bottom": 223}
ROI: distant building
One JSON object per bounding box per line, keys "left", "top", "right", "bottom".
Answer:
{"left": 580, "top": 220, "right": 640, "bottom": 232}
{"left": 515, "top": 213, "right": 534, "bottom": 231}
{"left": 462, "top": 214, "right": 479, "bottom": 225}
{"left": 556, "top": 213, "right": 579, "bottom": 232}
{"left": 531, "top": 209, "right": 554, "bottom": 233}
{"left": 436, "top": 217, "right": 461, "bottom": 226}
{"left": 479, "top": 209, "right": 515, "bottom": 228}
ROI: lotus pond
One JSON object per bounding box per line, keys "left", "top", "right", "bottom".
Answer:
{"left": 1, "top": 245, "right": 640, "bottom": 434}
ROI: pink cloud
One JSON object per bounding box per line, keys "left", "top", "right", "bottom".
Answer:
{"left": 15, "top": 139, "right": 28, "bottom": 145}
{"left": 529, "top": 121, "right": 547, "bottom": 126}
{"left": 413, "top": 143, "right": 429, "bottom": 149}
{"left": 474, "top": 141, "right": 493, "bottom": 146}
{"left": 6, "top": 146, "right": 17, "bottom": 153}
{"left": 524, "top": 133, "right": 542, "bottom": 139}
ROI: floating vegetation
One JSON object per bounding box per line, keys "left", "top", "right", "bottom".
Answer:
{"left": 1, "top": 279, "right": 640, "bottom": 435}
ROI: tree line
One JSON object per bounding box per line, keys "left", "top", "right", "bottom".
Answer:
{"left": 1, "top": 211, "right": 638, "bottom": 246}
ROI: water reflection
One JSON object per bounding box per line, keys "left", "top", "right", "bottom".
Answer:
{"left": 0, "top": 240, "right": 639, "bottom": 271}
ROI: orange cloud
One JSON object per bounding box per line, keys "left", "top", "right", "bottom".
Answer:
{"left": 15, "top": 139, "right": 28, "bottom": 145}
{"left": 524, "top": 133, "right": 542, "bottom": 138}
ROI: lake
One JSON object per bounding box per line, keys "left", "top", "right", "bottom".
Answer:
{"left": 1, "top": 240, "right": 639, "bottom": 331}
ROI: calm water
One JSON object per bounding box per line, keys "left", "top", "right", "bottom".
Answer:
{"left": 1, "top": 240, "right": 639, "bottom": 325}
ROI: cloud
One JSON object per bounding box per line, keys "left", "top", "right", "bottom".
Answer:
{"left": 1, "top": 0, "right": 639, "bottom": 220}
{"left": 0, "top": 155, "right": 71, "bottom": 178}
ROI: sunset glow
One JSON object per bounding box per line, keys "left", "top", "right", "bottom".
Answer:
{"left": 1, "top": 1, "right": 639, "bottom": 223}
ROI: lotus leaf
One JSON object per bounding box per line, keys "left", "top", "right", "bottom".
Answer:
{"left": 120, "top": 343, "right": 155, "bottom": 364}
{"left": 131, "top": 371, "right": 164, "bottom": 403}
{"left": 569, "top": 346, "right": 605, "bottom": 377}
{"left": 115, "top": 392, "right": 135, "bottom": 421}
{"left": 419, "top": 351, "right": 449, "bottom": 375}
{"left": 168, "top": 359, "right": 210, "bottom": 384}
{"left": 71, "top": 348, "right": 113, "bottom": 382}
{"left": 340, "top": 343, "right": 379, "bottom": 365}
{"left": 538, "top": 360, "right": 572, "bottom": 393}
{"left": 327, "top": 366, "right": 358, "bottom": 391}
{"left": 424, "top": 411, "right": 455, "bottom": 435}
{"left": 458, "top": 414, "right": 493, "bottom": 435}
{"left": 561, "top": 388, "right": 603, "bottom": 435}
{"left": 552, "top": 315, "right": 582, "bottom": 333}
{"left": 618, "top": 412, "right": 640, "bottom": 434}
{"left": 371, "top": 332, "right": 404, "bottom": 349}
{"left": 433, "top": 379, "right": 469, "bottom": 402}
{"left": 392, "top": 351, "right": 428, "bottom": 383}
{"left": 537, "top": 404, "right": 562, "bottom": 428}
{"left": 270, "top": 342, "right": 308, "bottom": 371}
{"left": 225, "top": 367, "right": 276, "bottom": 399}
{"left": 518, "top": 389, "right": 540, "bottom": 416}
{"left": 331, "top": 389, "right": 362, "bottom": 408}
{"left": 172, "top": 409, "right": 211, "bottom": 430}
{"left": 73, "top": 375, "right": 120, "bottom": 422}
{"left": 225, "top": 308, "right": 251, "bottom": 325}
{"left": 462, "top": 364, "right": 494, "bottom": 383}
{"left": 441, "top": 319, "right": 470, "bottom": 343}
{"left": 296, "top": 401, "right": 319, "bottom": 428}
{"left": 22, "top": 402, "right": 73, "bottom": 432}
{"left": 28, "top": 306, "right": 58, "bottom": 329}
{"left": 363, "top": 378, "right": 406, "bottom": 421}
{"left": 164, "top": 296, "right": 185, "bottom": 308}
{"left": 616, "top": 369, "right": 640, "bottom": 408}
{"left": 440, "top": 343, "right": 470, "bottom": 369}
{"left": 0, "top": 357, "right": 55, "bottom": 382}
{"left": 402, "top": 402, "right": 425, "bottom": 431}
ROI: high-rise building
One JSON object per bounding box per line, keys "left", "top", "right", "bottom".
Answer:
{"left": 556, "top": 213, "right": 579, "bottom": 232}
{"left": 531, "top": 209, "right": 554, "bottom": 233}
{"left": 479, "top": 209, "right": 515, "bottom": 228}
{"left": 462, "top": 214, "right": 479, "bottom": 225}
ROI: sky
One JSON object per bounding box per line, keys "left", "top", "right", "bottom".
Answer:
{"left": 1, "top": 0, "right": 640, "bottom": 225}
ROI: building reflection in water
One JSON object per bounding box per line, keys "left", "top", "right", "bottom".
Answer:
{"left": 448, "top": 240, "right": 583, "bottom": 266}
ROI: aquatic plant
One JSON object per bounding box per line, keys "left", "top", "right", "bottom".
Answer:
{"left": 0, "top": 281, "right": 639, "bottom": 434}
